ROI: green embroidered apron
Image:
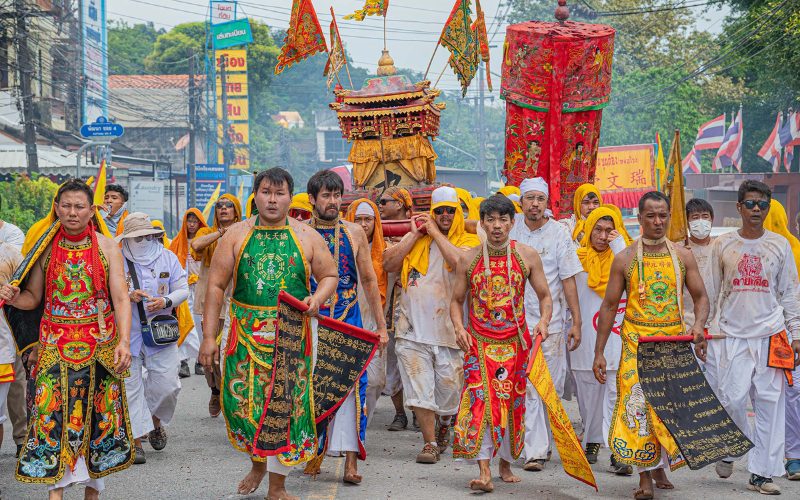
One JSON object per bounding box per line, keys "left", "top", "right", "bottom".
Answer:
{"left": 220, "top": 223, "right": 316, "bottom": 465}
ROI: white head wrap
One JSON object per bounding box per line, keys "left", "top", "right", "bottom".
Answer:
{"left": 354, "top": 202, "right": 375, "bottom": 217}
{"left": 431, "top": 186, "right": 459, "bottom": 205}
{"left": 519, "top": 177, "right": 549, "bottom": 197}
{"left": 507, "top": 193, "right": 520, "bottom": 203}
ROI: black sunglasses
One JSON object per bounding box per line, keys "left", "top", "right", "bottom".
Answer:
{"left": 379, "top": 198, "right": 397, "bottom": 206}
{"left": 433, "top": 206, "right": 456, "bottom": 216}
{"left": 741, "top": 200, "right": 769, "bottom": 210}
{"left": 216, "top": 201, "right": 235, "bottom": 209}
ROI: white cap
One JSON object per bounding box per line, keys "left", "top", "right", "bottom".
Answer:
{"left": 354, "top": 202, "right": 375, "bottom": 217}
{"left": 431, "top": 186, "right": 458, "bottom": 205}
{"left": 519, "top": 177, "right": 549, "bottom": 197}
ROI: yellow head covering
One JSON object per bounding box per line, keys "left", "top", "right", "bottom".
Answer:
{"left": 576, "top": 206, "right": 618, "bottom": 297}
{"left": 454, "top": 187, "right": 476, "bottom": 221}
{"left": 470, "top": 196, "right": 485, "bottom": 221}
{"left": 497, "top": 185, "right": 520, "bottom": 198}
{"left": 602, "top": 204, "right": 632, "bottom": 246}
{"left": 572, "top": 184, "right": 603, "bottom": 241}
{"left": 151, "top": 219, "right": 170, "bottom": 247}
{"left": 191, "top": 193, "right": 242, "bottom": 267}
{"left": 245, "top": 193, "right": 256, "bottom": 218}
{"left": 345, "top": 198, "right": 387, "bottom": 307}
{"left": 169, "top": 208, "right": 207, "bottom": 269}
{"left": 764, "top": 199, "right": 800, "bottom": 274}
{"left": 401, "top": 188, "right": 480, "bottom": 288}
{"left": 289, "top": 193, "right": 313, "bottom": 214}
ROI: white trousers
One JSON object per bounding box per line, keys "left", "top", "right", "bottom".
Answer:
{"left": 573, "top": 369, "right": 617, "bottom": 446}
{"left": 48, "top": 457, "right": 104, "bottom": 492}
{"left": 470, "top": 431, "right": 514, "bottom": 464}
{"left": 395, "top": 338, "right": 463, "bottom": 415}
{"left": 178, "top": 288, "right": 202, "bottom": 360}
{"left": 697, "top": 337, "right": 723, "bottom": 397}
{"left": 366, "top": 352, "right": 387, "bottom": 423}
{"left": 524, "top": 331, "right": 567, "bottom": 460}
{"left": 327, "top": 390, "right": 359, "bottom": 455}
{"left": 0, "top": 381, "right": 10, "bottom": 424}
{"left": 125, "top": 344, "right": 181, "bottom": 439}
{"left": 717, "top": 337, "right": 786, "bottom": 478}
{"left": 385, "top": 333, "right": 404, "bottom": 397}
{"left": 785, "top": 366, "right": 800, "bottom": 459}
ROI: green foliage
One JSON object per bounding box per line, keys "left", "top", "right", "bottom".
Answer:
{"left": 0, "top": 175, "right": 58, "bottom": 233}
{"left": 144, "top": 22, "right": 206, "bottom": 75}
{"left": 108, "top": 21, "right": 164, "bottom": 75}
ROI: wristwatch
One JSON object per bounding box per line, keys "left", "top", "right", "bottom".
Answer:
{"left": 164, "top": 297, "right": 173, "bottom": 309}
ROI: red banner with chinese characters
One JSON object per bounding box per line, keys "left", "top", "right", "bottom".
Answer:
{"left": 594, "top": 144, "right": 655, "bottom": 209}
{"left": 275, "top": 0, "right": 327, "bottom": 75}
{"left": 501, "top": 21, "right": 615, "bottom": 218}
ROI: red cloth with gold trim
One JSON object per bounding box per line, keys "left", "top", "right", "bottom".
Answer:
{"left": 453, "top": 242, "right": 530, "bottom": 460}
{"left": 501, "top": 21, "right": 615, "bottom": 218}
{"left": 275, "top": 0, "right": 328, "bottom": 75}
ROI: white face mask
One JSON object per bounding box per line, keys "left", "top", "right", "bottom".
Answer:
{"left": 689, "top": 219, "right": 712, "bottom": 240}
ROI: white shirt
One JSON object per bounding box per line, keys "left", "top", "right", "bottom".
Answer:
{"left": 186, "top": 238, "right": 202, "bottom": 278}
{"left": 569, "top": 237, "right": 626, "bottom": 371}
{"left": 683, "top": 239, "right": 714, "bottom": 329}
{"left": 396, "top": 243, "right": 458, "bottom": 348}
{"left": 710, "top": 230, "right": 800, "bottom": 339}
{"left": 510, "top": 216, "right": 583, "bottom": 333}
{"left": 0, "top": 242, "right": 22, "bottom": 365}
{"left": 0, "top": 221, "right": 24, "bottom": 251}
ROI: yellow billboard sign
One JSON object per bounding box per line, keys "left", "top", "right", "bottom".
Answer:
{"left": 216, "top": 98, "right": 249, "bottom": 121}
{"left": 215, "top": 49, "right": 248, "bottom": 73}
{"left": 217, "top": 122, "right": 249, "bottom": 146}
{"left": 217, "top": 146, "right": 250, "bottom": 170}
{"left": 594, "top": 144, "right": 655, "bottom": 192}
{"left": 215, "top": 73, "right": 248, "bottom": 97}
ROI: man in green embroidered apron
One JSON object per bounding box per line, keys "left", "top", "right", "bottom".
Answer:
{"left": 199, "top": 168, "right": 338, "bottom": 500}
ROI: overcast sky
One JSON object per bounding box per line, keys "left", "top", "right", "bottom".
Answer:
{"left": 110, "top": 0, "right": 728, "bottom": 96}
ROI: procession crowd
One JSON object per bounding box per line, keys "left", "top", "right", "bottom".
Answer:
{"left": 0, "top": 169, "right": 799, "bottom": 500}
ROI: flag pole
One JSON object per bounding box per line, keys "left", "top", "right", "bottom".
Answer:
{"left": 424, "top": 3, "right": 454, "bottom": 81}
{"left": 331, "top": 7, "right": 354, "bottom": 89}
{"left": 383, "top": 11, "right": 387, "bottom": 51}
{"left": 434, "top": 59, "right": 449, "bottom": 88}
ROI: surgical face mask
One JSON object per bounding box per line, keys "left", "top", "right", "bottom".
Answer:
{"left": 689, "top": 219, "right": 712, "bottom": 240}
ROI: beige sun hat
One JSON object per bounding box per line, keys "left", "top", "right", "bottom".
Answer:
{"left": 114, "top": 212, "right": 165, "bottom": 242}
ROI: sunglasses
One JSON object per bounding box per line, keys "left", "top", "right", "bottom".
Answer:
{"left": 379, "top": 198, "right": 398, "bottom": 206}
{"left": 741, "top": 200, "right": 769, "bottom": 210}
{"left": 133, "top": 234, "right": 156, "bottom": 243}
{"left": 433, "top": 206, "right": 456, "bottom": 216}
{"left": 216, "top": 201, "right": 235, "bottom": 209}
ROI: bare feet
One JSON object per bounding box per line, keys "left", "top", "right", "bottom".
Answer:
{"left": 499, "top": 459, "right": 521, "bottom": 483}
{"left": 48, "top": 487, "right": 64, "bottom": 500}
{"left": 469, "top": 478, "right": 495, "bottom": 493}
{"left": 652, "top": 467, "right": 674, "bottom": 489}
{"left": 237, "top": 461, "right": 267, "bottom": 495}
{"left": 470, "top": 460, "right": 495, "bottom": 492}
{"left": 84, "top": 486, "right": 100, "bottom": 500}
{"left": 343, "top": 451, "right": 362, "bottom": 484}
{"left": 267, "top": 472, "right": 299, "bottom": 500}
{"left": 635, "top": 471, "right": 654, "bottom": 500}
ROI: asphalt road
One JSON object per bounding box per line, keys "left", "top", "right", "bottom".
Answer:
{"left": 2, "top": 369, "right": 799, "bottom": 499}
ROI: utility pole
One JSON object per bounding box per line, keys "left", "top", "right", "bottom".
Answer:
{"left": 477, "top": 64, "right": 486, "bottom": 176}
{"left": 218, "top": 53, "right": 232, "bottom": 169}
{"left": 188, "top": 49, "right": 197, "bottom": 207}
{"left": 15, "top": 0, "right": 39, "bottom": 174}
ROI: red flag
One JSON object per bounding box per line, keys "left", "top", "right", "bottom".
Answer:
{"left": 324, "top": 7, "right": 347, "bottom": 89}
{"left": 275, "top": 0, "right": 327, "bottom": 75}
{"left": 471, "top": 0, "right": 492, "bottom": 91}
{"left": 758, "top": 114, "right": 783, "bottom": 172}
{"left": 440, "top": 0, "right": 479, "bottom": 96}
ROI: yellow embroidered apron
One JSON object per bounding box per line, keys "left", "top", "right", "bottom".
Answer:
{"left": 609, "top": 251, "right": 685, "bottom": 470}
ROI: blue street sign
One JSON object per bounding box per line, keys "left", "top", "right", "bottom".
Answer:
{"left": 80, "top": 116, "right": 124, "bottom": 139}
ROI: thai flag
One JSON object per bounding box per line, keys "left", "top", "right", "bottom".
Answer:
{"left": 713, "top": 109, "right": 743, "bottom": 172}
{"left": 758, "top": 114, "right": 783, "bottom": 172}
{"left": 779, "top": 111, "right": 800, "bottom": 172}
{"left": 693, "top": 114, "right": 726, "bottom": 150}
{"left": 682, "top": 147, "right": 701, "bottom": 174}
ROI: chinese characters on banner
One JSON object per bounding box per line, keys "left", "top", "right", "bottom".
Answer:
{"left": 594, "top": 144, "right": 655, "bottom": 209}
{"left": 216, "top": 49, "right": 250, "bottom": 170}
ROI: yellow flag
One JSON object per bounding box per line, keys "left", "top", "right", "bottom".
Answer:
{"left": 202, "top": 182, "right": 222, "bottom": 221}
{"left": 528, "top": 339, "right": 598, "bottom": 490}
{"left": 665, "top": 130, "right": 687, "bottom": 242}
{"left": 655, "top": 133, "right": 666, "bottom": 192}
{"left": 92, "top": 159, "right": 107, "bottom": 206}
{"left": 237, "top": 180, "right": 244, "bottom": 202}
